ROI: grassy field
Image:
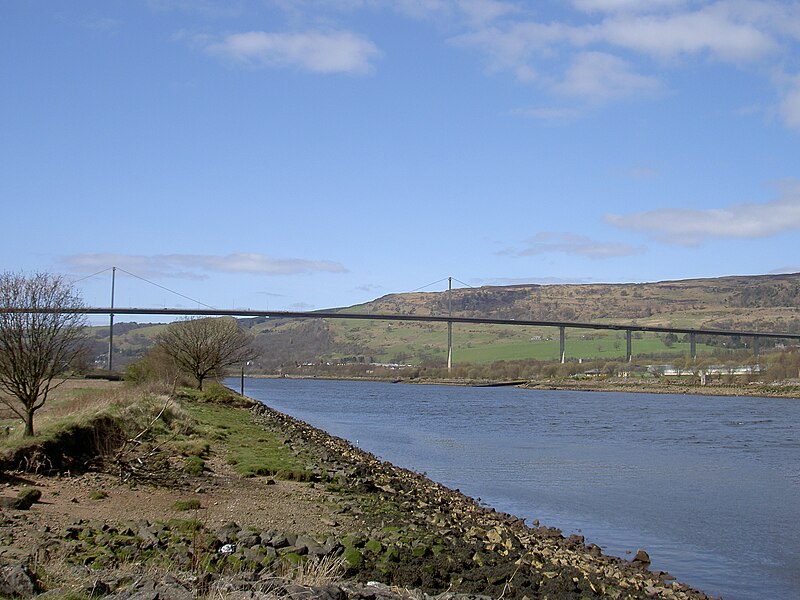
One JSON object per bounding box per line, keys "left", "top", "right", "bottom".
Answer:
{"left": 327, "top": 320, "right": 712, "bottom": 364}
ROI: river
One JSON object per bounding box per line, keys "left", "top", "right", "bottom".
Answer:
{"left": 229, "top": 377, "right": 800, "bottom": 600}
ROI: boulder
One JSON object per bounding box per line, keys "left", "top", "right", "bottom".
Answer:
{"left": 0, "top": 562, "right": 40, "bottom": 597}
{"left": 0, "top": 488, "right": 41, "bottom": 510}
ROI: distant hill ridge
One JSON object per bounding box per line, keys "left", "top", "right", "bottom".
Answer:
{"left": 98, "top": 273, "right": 800, "bottom": 369}
{"left": 353, "top": 272, "right": 800, "bottom": 327}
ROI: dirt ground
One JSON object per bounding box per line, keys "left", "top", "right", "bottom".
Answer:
{"left": 0, "top": 452, "right": 361, "bottom": 546}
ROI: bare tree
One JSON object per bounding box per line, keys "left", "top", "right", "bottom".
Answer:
{"left": 155, "top": 317, "right": 257, "bottom": 390}
{"left": 0, "top": 272, "right": 88, "bottom": 437}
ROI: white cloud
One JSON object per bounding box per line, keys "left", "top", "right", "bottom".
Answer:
{"left": 573, "top": 0, "right": 689, "bottom": 13}
{"left": 606, "top": 183, "right": 800, "bottom": 244}
{"left": 600, "top": 7, "right": 776, "bottom": 62}
{"left": 510, "top": 105, "right": 584, "bottom": 121}
{"left": 780, "top": 87, "right": 800, "bottom": 129}
{"left": 498, "top": 232, "right": 642, "bottom": 259}
{"left": 392, "top": 0, "right": 517, "bottom": 24}
{"left": 206, "top": 30, "right": 380, "bottom": 74}
{"left": 449, "top": 1, "right": 800, "bottom": 119}
{"left": 554, "top": 52, "right": 662, "bottom": 101}
{"left": 62, "top": 253, "right": 348, "bottom": 278}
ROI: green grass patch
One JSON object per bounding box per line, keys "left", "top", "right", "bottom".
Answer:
{"left": 326, "top": 320, "right": 716, "bottom": 365}
{"left": 173, "top": 498, "right": 201, "bottom": 511}
{"left": 183, "top": 455, "right": 206, "bottom": 476}
{"left": 181, "top": 401, "right": 310, "bottom": 479}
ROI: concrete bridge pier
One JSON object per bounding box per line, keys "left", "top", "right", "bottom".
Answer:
{"left": 625, "top": 329, "right": 632, "bottom": 362}
{"left": 690, "top": 333, "right": 697, "bottom": 361}
{"left": 753, "top": 336, "right": 760, "bottom": 359}
{"left": 559, "top": 326, "right": 566, "bottom": 364}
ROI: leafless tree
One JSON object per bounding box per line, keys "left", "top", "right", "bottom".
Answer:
{"left": 155, "top": 317, "right": 257, "bottom": 390}
{"left": 0, "top": 272, "right": 88, "bottom": 437}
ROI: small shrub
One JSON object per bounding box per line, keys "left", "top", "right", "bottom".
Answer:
{"left": 174, "top": 439, "right": 210, "bottom": 458}
{"left": 173, "top": 498, "right": 201, "bottom": 511}
{"left": 88, "top": 490, "right": 108, "bottom": 500}
{"left": 184, "top": 456, "right": 205, "bottom": 476}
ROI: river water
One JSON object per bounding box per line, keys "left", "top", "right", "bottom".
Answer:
{"left": 230, "top": 377, "right": 800, "bottom": 600}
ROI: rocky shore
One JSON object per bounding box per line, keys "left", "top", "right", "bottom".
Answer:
{"left": 0, "top": 394, "right": 718, "bottom": 599}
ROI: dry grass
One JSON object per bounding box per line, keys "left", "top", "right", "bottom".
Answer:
{"left": 0, "top": 379, "right": 193, "bottom": 453}
{"left": 282, "top": 555, "right": 348, "bottom": 587}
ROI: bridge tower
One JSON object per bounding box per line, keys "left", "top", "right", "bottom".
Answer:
{"left": 447, "top": 277, "right": 453, "bottom": 372}
{"left": 108, "top": 267, "right": 116, "bottom": 371}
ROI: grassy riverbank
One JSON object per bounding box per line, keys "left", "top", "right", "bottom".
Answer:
{"left": 0, "top": 379, "right": 717, "bottom": 599}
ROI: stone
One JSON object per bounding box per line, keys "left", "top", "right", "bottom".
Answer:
{"left": 0, "top": 562, "right": 40, "bottom": 597}
{"left": 216, "top": 522, "right": 241, "bottom": 543}
{"left": 632, "top": 549, "right": 651, "bottom": 564}
{"left": 238, "top": 532, "right": 260, "bottom": 548}
{"left": 0, "top": 488, "right": 41, "bottom": 510}
{"left": 85, "top": 579, "right": 113, "bottom": 597}
{"left": 296, "top": 534, "right": 326, "bottom": 556}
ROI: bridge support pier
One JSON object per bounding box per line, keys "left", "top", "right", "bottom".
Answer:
{"left": 625, "top": 330, "right": 632, "bottom": 362}
{"left": 690, "top": 333, "right": 697, "bottom": 361}
{"left": 559, "top": 326, "right": 566, "bottom": 364}
{"left": 753, "top": 336, "right": 760, "bottom": 359}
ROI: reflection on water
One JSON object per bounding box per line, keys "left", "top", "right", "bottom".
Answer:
{"left": 230, "top": 378, "right": 800, "bottom": 600}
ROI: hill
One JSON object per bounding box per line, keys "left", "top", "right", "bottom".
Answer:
{"left": 246, "top": 273, "right": 800, "bottom": 368}
{"left": 92, "top": 273, "right": 800, "bottom": 370}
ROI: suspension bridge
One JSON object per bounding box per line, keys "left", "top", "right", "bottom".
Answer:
{"left": 6, "top": 268, "right": 800, "bottom": 371}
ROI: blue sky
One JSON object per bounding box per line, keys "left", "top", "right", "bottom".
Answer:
{"left": 2, "top": 0, "right": 800, "bottom": 316}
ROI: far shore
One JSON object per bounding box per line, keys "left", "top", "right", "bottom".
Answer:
{"left": 239, "top": 372, "right": 800, "bottom": 399}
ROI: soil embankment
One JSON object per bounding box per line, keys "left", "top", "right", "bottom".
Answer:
{"left": 0, "top": 390, "right": 717, "bottom": 599}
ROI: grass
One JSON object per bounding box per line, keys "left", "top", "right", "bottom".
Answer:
{"left": 0, "top": 377, "right": 311, "bottom": 485}
{"left": 181, "top": 399, "right": 310, "bottom": 479}
{"left": 173, "top": 498, "right": 201, "bottom": 511}
{"left": 327, "top": 320, "right": 715, "bottom": 365}
{"left": 0, "top": 379, "right": 131, "bottom": 451}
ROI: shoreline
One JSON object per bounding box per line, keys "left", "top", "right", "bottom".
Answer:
{"left": 247, "top": 400, "right": 715, "bottom": 599}
{"left": 0, "top": 383, "right": 725, "bottom": 598}
{"left": 245, "top": 372, "right": 800, "bottom": 399}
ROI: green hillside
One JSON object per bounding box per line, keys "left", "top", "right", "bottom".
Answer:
{"left": 94, "top": 273, "right": 800, "bottom": 370}
{"left": 243, "top": 273, "right": 799, "bottom": 368}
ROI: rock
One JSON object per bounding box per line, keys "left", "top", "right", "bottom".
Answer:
{"left": 296, "top": 534, "right": 326, "bottom": 556}
{"left": 632, "top": 549, "right": 651, "bottom": 564}
{"left": 216, "top": 522, "right": 241, "bottom": 543}
{"left": 0, "top": 488, "right": 41, "bottom": 510}
{"left": 85, "top": 579, "right": 112, "bottom": 597}
{"left": 0, "top": 562, "right": 40, "bottom": 597}
{"left": 237, "top": 532, "right": 260, "bottom": 548}
{"left": 586, "top": 543, "right": 603, "bottom": 557}
{"left": 282, "top": 583, "right": 345, "bottom": 600}
{"left": 108, "top": 575, "right": 192, "bottom": 600}
{"left": 566, "top": 534, "right": 585, "bottom": 548}
{"left": 268, "top": 534, "right": 290, "bottom": 549}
